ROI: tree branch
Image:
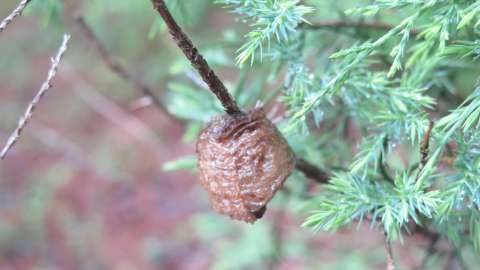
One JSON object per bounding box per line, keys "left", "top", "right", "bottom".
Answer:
{"left": 151, "top": 0, "right": 242, "bottom": 115}
{"left": 0, "top": 0, "right": 31, "bottom": 33}
{"left": 295, "top": 158, "right": 330, "bottom": 183}
{"left": 75, "top": 16, "right": 179, "bottom": 123}
{"left": 0, "top": 34, "right": 70, "bottom": 160}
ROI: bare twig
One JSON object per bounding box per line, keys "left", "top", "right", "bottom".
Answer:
{"left": 151, "top": 0, "right": 242, "bottom": 115}
{"left": 75, "top": 16, "right": 179, "bottom": 123}
{"left": 0, "top": 0, "right": 31, "bottom": 33}
{"left": 0, "top": 34, "right": 70, "bottom": 160}
{"left": 304, "top": 20, "right": 418, "bottom": 36}
{"left": 419, "top": 120, "right": 434, "bottom": 172}
{"left": 384, "top": 233, "right": 395, "bottom": 270}
{"left": 295, "top": 158, "right": 330, "bottom": 184}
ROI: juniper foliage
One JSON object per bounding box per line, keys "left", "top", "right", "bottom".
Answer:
{"left": 151, "top": 0, "right": 480, "bottom": 255}
{"left": 210, "top": 0, "right": 480, "bottom": 251}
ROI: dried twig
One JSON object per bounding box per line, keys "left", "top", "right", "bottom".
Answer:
{"left": 75, "top": 16, "right": 179, "bottom": 123}
{"left": 151, "top": 0, "right": 242, "bottom": 115}
{"left": 0, "top": 34, "right": 70, "bottom": 160}
{"left": 0, "top": 0, "right": 31, "bottom": 33}
{"left": 384, "top": 233, "right": 395, "bottom": 270}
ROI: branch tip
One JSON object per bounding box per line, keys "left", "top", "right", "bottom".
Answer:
{"left": 0, "top": 0, "right": 32, "bottom": 34}
{"left": 1, "top": 34, "right": 71, "bottom": 160}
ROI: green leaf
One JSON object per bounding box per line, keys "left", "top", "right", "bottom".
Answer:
{"left": 162, "top": 156, "right": 197, "bottom": 172}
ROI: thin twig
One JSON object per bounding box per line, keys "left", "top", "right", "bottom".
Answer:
{"left": 0, "top": 34, "right": 70, "bottom": 160}
{"left": 384, "top": 232, "right": 395, "bottom": 270}
{"left": 419, "top": 120, "right": 434, "bottom": 172}
{"left": 75, "top": 16, "right": 179, "bottom": 123}
{"left": 0, "top": 0, "right": 31, "bottom": 33}
{"left": 151, "top": 0, "right": 242, "bottom": 115}
{"left": 295, "top": 158, "right": 330, "bottom": 184}
{"left": 305, "top": 20, "right": 418, "bottom": 36}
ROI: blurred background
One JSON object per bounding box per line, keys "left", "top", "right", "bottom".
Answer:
{"left": 0, "top": 0, "right": 477, "bottom": 269}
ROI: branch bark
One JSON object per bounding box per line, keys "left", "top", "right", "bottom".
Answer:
{"left": 0, "top": 0, "right": 31, "bottom": 33}
{"left": 1, "top": 34, "right": 70, "bottom": 160}
{"left": 151, "top": 0, "right": 242, "bottom": 115}
{"left": 295, "top": 158, "right": 330, "bottom": 183}
{"left": 75, "top": 16, "right": 179, "bottom": 123}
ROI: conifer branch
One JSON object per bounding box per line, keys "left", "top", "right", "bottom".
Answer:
{"left": 75, "top": 16, "right": 179, "bottom": 123}
{"left": 151, "top": 0, "right": 242, "bottom": 115}
{"left": 1, "top": 34, "right": 70, "bottom": 160}
{"left": 0, "top": 0, "right": 31, "bottom": 34}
